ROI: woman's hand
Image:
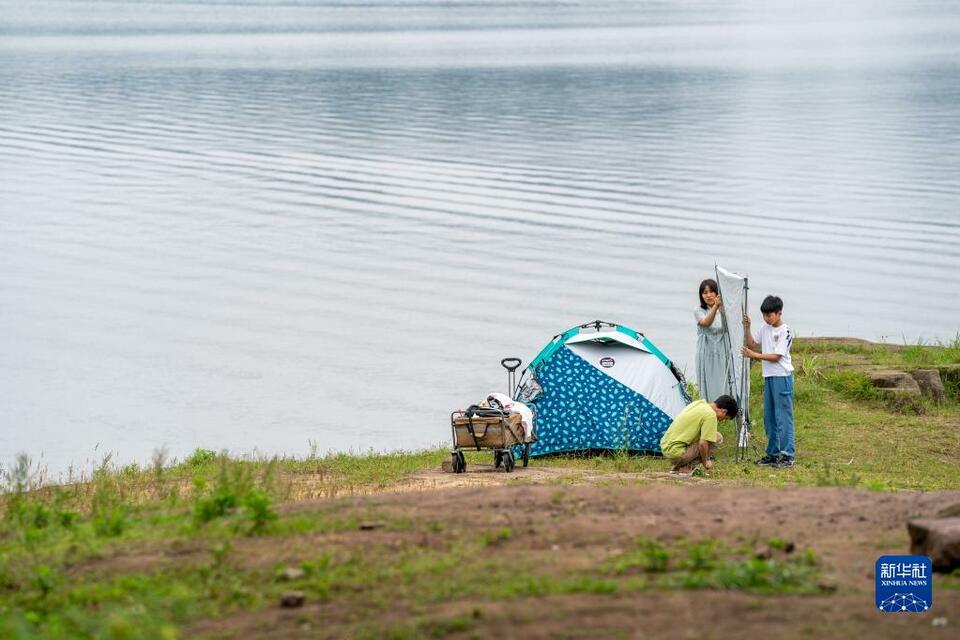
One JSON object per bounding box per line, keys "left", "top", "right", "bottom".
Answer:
{"left": 712, "top": 296, "right": 722, "bottom": 309}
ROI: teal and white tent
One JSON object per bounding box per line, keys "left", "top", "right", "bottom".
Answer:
{"left": 521, "top": 320, "right": 690, "bottom": 456}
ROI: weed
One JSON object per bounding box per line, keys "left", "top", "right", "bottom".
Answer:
{"left": 767, "top": 537, "right": 787, "bottom": 551}
{"left": 714, "top": 557, "right": 818, "bottom": 592}
{"left": 480, "top": 527, "right": 512, "bottom": 547}
{"left": 32, "top": 564, "right": 57, "bottom": 602}
{"left": 184, "top": 448, "right": 217, "bottom": 468}
{"left": 814, "top": 463, "right": 861, "bottom": 488}
{"left": 193, "top": 457, "right": 246, "bottom": 524}
{"left": 608, "top": 536, "right": 671, "bottom": 574}
{"left": 681, "top": 540, "right": 719, "bottom": 572}
{"left": 91, "top": 457, "right": 130, "bottom": 538}
{"left": 241, "top": 489, "right": 277, "bottom": 535}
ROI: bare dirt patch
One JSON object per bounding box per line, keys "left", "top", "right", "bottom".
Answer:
{"left": 188, "top": 478, "right": 960, "bottom": 639}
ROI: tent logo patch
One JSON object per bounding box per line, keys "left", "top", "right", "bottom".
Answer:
{"left": 599, "top": 357, "right": 615, "bottom": 368}
{"left": 875, "top": 555, "right": 932, "bottom": 612}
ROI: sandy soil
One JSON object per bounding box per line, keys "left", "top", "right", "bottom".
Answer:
{"left": 174, "top": 465, "right": 960, "bottom": 639}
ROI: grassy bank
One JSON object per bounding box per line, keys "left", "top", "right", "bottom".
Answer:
{"left": 2, "top": 337, "right": 960, "bottom": 638}
{"left": 536, "top": 336, "right": 960, "bottom": 491}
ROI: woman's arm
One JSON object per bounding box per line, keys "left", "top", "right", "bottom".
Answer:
{"left": 697, "top": 300, "right": 722, "bottom": 327}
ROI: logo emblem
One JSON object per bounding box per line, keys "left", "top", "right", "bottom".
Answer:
{"left": 599, "top": 357, "right": 615, "bottom": 368}
{"left": 876, "top": 555, "right": 932, "bottom": 612}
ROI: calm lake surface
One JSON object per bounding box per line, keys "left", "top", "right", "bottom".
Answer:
{"left": 2, "top": 1, "right": 959, "bottom": 476}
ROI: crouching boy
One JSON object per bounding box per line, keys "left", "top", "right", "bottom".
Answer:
{"left": 659, "top": 395, "right": 739, "bottom": 475}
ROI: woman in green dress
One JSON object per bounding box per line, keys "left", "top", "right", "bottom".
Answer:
{"left": 695, "top": 278, "right": 733, "bottom": 401}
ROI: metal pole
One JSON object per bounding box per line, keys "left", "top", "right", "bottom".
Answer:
{"left": 738, "top": 276, "right": 751, "bottom": 462}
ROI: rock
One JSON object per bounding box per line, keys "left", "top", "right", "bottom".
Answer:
{"left": 817, "top": 577, "right": 838, "bottom": 593}
{"left": 754, "top": 547, "right": 773, "bottom": 560}
{"left": 938, "top": 504, "right": 960, "bottom": 518}
{"left": 932, "top": 617, "right": 947, "bottom": 627}
{"left": 279, "top": 567, "right": 305, "bottom": 581}
{"left": 907, "top": 518, "right": 960, "bottom": 572}
{"left": 867, "top": 370, "right": 921, "bottom": 395}
{"left": 911, "top": 369, "right": 946, "bottom": 403}
{"left": 783, "top": 541, "right": 796, "bottom": 554}
{"left": 441, "top": 460, "right": 454, "bottom": 473}
{"left": 280, "top": 591, "right": 305, "bottom": 608}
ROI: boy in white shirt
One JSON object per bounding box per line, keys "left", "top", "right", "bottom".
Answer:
{"left": 742, "top": 295, "right": 795, "bottom": 468}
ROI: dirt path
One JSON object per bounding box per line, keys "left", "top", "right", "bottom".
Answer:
{"left": 185, "top": 467, "right": 960, "bottom": 639}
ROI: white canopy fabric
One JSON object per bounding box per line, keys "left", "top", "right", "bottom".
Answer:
{"left": 566, "top": 341, "right": 688, "bottom": 418}
{"left": 715, "top": 265, "right": 751, "bottom": 450}
{"left": 564, "top": 330, "right": 652, "bottom": 353}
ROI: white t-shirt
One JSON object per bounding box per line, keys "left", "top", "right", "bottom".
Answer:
{"left": 754, "top": 322, "right": 794, "bottom": 377}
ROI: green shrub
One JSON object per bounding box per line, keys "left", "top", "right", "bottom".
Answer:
{"left": 242, "top": 490, "right": 277, "bottom": 535}
{"left": 93, "top": 505, "right": 129, "bottom": 538}
{"left": 192, "top": 457, "right": 278, "bottom": 536}
{"left": 480, "top": 527, "right": 512, "bottom": 547}
{"left": 193, "top": 491, "right": 238, "bottom": 524}
{"left": 90, "top": 460, "right": 131, "bottom": 538}
{"left": 184, "top": 448, "right": 216, "bottom": 468}
{"left": 681, "top": 540, "right": 718, "bottom": 572}
{"left": 714, "top": 558, "right": 817, "bottom": 592}
{"left": 608, "top": 536, "right": 671, "bottom": 574}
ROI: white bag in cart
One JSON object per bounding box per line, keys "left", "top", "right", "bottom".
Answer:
{"left": 486, "top": 392, "right": 534, "bottom": 442}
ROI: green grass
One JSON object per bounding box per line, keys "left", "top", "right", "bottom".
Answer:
{"left": 535, "top": 337, "right": 960, "bottom": 491}
{"left": 2, "top": 338, "right": 960, "bottom": 638}
{"left": 602, "top": 536, "right": 822, "bottom": 594}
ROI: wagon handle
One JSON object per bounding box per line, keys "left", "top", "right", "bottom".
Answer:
{"left": 501, "top": 358, "right": 522, "bottom": 372}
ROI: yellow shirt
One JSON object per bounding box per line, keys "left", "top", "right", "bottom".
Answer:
{"left": 659, "top": 400, "right": 718, "bottom": 459}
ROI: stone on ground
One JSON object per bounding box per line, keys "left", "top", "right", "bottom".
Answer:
{"left": 907, "top": 517, "right": 960, "bottom": 572}
{"left": 867, "top": 370, "right": 921, "bottom": 395}
{"left": 911, "top": 369, "right": 946, "bottom": 403}
{"left": 280, "top": 591, "right": 306, "bottom": 608}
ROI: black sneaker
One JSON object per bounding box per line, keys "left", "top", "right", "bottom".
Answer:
{"left": 756, "top": 455, "right": 778, "bottom": 465}
{"left": 773, "top": 456, "right": 795, "bottom": 469}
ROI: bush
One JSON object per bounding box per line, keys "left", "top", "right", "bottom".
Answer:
{"left": 91, "top": 463, "right": 130, "bottom": 538}
{"left": 242, "top": 490, "right": 277, "bottom": 535}
{"left": 192, "top": 457, "right": 279, "bottom": 536}
{"left": 184, "top": 449, "right": 217, "bottom": 468}
{"left": 681, "top": 540, "right": 718, "bottom": 572}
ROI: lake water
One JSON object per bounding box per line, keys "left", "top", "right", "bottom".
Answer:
{"left": 2, "top": 0, "right": 959, "bottom": 477}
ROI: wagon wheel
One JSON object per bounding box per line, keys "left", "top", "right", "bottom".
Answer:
{"left": 503, "top": 450, "right": 515, "bottom": 473}
{"left": 452, "top": 452, "right": 465, "bottom": 474}
{"left": 494, "top": 450, "right": 503, "bottom": 469}
{"left": 522, "top": 443, "right": 530, "bottom": 468}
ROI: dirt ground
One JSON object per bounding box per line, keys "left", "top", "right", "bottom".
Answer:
{"left": 185, "top": 466, "right": 960, "bottom": 639}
